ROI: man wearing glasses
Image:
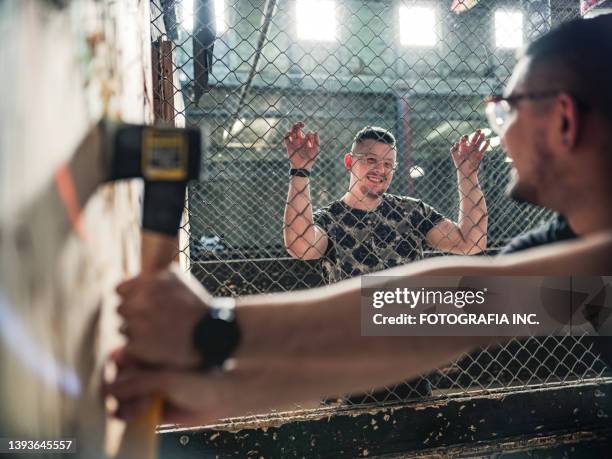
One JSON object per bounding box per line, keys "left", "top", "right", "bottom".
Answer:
{"left": 283, "top": 123, "right": 490, "bottom": 284}
{"left": 483, "top": 18, "right": 610, "bottom": 256}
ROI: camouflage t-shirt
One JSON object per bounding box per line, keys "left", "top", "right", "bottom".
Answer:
{"left": 313, "top": 194, "right": 444, "bottom": 283}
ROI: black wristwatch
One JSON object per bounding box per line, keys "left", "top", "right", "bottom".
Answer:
{"left": 290, "top": 168, "right": 311, "bottom": 177}
{"left": 192, "top": 297, "right": 241, "bottom": 369}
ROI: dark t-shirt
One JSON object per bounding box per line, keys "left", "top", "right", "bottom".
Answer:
{"left": 313, "top": 194, "right": 444, "bottom": 400}
{"left": 500, "top": 215, "right": 612, "bottom": 368}
{"left": 499, "top": 213, "right": 576, "bottom": 254}
{"left": 313, "top": 194, "right": 445, "bottom": 283}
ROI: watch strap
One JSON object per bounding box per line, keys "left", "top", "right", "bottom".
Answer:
{"left": 290, "top": 168, "right": 311, "bottom": 177}
{"left": 193, "top": 297, "right": 241, "bottom": 369}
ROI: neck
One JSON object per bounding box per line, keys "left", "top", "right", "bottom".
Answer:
{"left": 342, "top": 191, "right": 383, "bottom": 211}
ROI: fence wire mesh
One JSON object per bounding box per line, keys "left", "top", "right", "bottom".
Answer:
{"left": 150, "top": 0, "right": 609, "bottom": 409}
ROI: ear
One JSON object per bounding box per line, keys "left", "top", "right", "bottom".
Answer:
{"left": 555, "top": 93, "right": 579, "bottom": 152}
{"left": 344, "top": 153, "right": 352, "bottom": 169}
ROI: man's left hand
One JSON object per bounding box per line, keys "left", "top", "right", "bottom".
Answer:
{"left": 451, "top": 129, "right": 490, "bottom": 177}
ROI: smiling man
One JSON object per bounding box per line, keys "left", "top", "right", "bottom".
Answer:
{"left": 485, "top": 14, "right": 612, "bottom": 253}
{"left": 283, "top": 124, "right": 490, "bottom": 283}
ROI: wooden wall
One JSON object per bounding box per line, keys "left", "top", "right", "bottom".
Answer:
{"left": 0, "top": 1, "right": 152, "bottom": 457}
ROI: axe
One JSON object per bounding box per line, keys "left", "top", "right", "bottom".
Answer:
{"left": 51, "top": 119, "right": 200, "bottom": 458}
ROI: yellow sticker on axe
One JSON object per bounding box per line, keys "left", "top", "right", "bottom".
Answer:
{"left": 142, "top": 127, "right": 188, "bottom": 181}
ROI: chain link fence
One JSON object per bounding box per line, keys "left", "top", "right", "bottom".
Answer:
{"left": 150, "top": 0, "right": 608, "bottom": 410}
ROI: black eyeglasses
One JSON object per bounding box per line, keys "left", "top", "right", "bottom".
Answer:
{"left": 484, "top": 90, "right": 588, "bottom": 135}
{"left": 485, "top": 90, "right": 563, "bottom": 106}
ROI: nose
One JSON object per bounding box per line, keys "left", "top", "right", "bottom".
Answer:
{"left": 373, "top": 161, "right": 385, "bottom": 174}
{"left": 499, "top": 130, "right": 514, "bottom": 162}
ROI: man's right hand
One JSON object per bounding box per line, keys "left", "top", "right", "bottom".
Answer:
{"left": 116, "top": 269, "right": 212, "bottom": 369}
{"left": 284, "top": 122, "right": 320, "bottom": 171}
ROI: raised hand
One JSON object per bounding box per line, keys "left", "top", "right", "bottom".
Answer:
{"left": 451, "top": 129, "right": 490, "bottom": 177}
{"left": 284, "top": 122, "right": 320, "bottom": 171}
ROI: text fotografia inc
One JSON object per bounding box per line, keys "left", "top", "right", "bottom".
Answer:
{"left": 362, "top": 276, "right": 612, "bottom": 337}
{"left": 372, "top": 313, "right": 540, "bottom": 326}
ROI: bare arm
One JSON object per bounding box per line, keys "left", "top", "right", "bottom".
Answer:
{"left": 427, "top": 131, "right": 489, "bottom": 255}
{"left": 284, "top": 175, "right": 328, "bottom": 260}
{"left": 109, "top": 233, "right": 612, "bottom": 424}
{"left": 236, "top": 234, "right": 612, "bottom": 362}
{"left": 282, "top": 122, "right": 328, "bottom": 260}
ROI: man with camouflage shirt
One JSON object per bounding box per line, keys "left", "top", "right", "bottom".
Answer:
{"left": 283, "top": 123, "right": 490, "bottom": 283}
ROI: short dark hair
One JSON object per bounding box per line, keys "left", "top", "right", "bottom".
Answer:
{"left": 352, "top": 126, "right": 396, "bottom": 148}
{"left": 524, "top": 14, "right": 612, "bottom": 121}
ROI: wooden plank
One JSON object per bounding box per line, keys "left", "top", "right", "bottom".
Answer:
{"left": 152, "top": 39, "right": 177, "bottom": 125}
{"left": 160, "top": 40, "right": 176, "bottom": 124}
{"left": 0, "top": 1, "right": 153, "bottom": 458}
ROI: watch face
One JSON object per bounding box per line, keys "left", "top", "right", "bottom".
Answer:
{"left": 212, "top": 306, "right": 235, "bottom": 322}
{"left": 211, "top": 297, "right": 237, "bottom": 321}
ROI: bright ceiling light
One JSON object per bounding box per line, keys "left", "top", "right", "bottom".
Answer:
{"left": 180, "top": 0, "right": 226, "bottom": 34}
{"left": 399, "top": 6, "right": 437, "bottom": 47}
{"left": 180, "top": 0, "right": 194, "bottom": 31}
{"left": 214, "top": 0, "right": 226, "bottom": 33}
{"left": 296, "top": 0, "right": 336, "bottom": 42}
{"left": 495, "top": 11, "right": 523, "bottom": 49}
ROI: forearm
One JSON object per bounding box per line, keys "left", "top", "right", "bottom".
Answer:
{"left": 217, "top": 344, "right": 480, "bottom": 417}
{"left": 233, "top": 234, "right": 612, "bottom": 366}
{"left": 233, "top": 256, "right": 503, "bottom": 363}
{"left": 457, "top": 172, "right": 487, "bottom": 252}
{"left": 235, "top": 277, "right": 361, "bottom": 361}
{"left": 284, "top": 176, "right": 316, "bottom": 254}
{"left": 109, "top": 235, "right": 612, "bottom": 425}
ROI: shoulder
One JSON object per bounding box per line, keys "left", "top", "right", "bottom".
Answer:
{"left": 499, "top": 214, "right": 576, "bottom": 255}
{"left": 500, "top": 230, "right": 545, "bottom": 255}
{"left": 549, "top": 214, "right": 575, "bottom": 238}
{"left": 314, "top": 200, "right": 343, "bottom": 217}
{"left": 313, "top": 200, "right": 344, "bottom": 227}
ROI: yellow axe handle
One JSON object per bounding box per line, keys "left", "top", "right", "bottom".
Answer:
{"left": 115, "top": 231, "right": 180, "bottom": 459}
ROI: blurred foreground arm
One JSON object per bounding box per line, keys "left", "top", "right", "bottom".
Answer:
{"left": 107, "top": 232, "right": 612, "bottom": 425}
